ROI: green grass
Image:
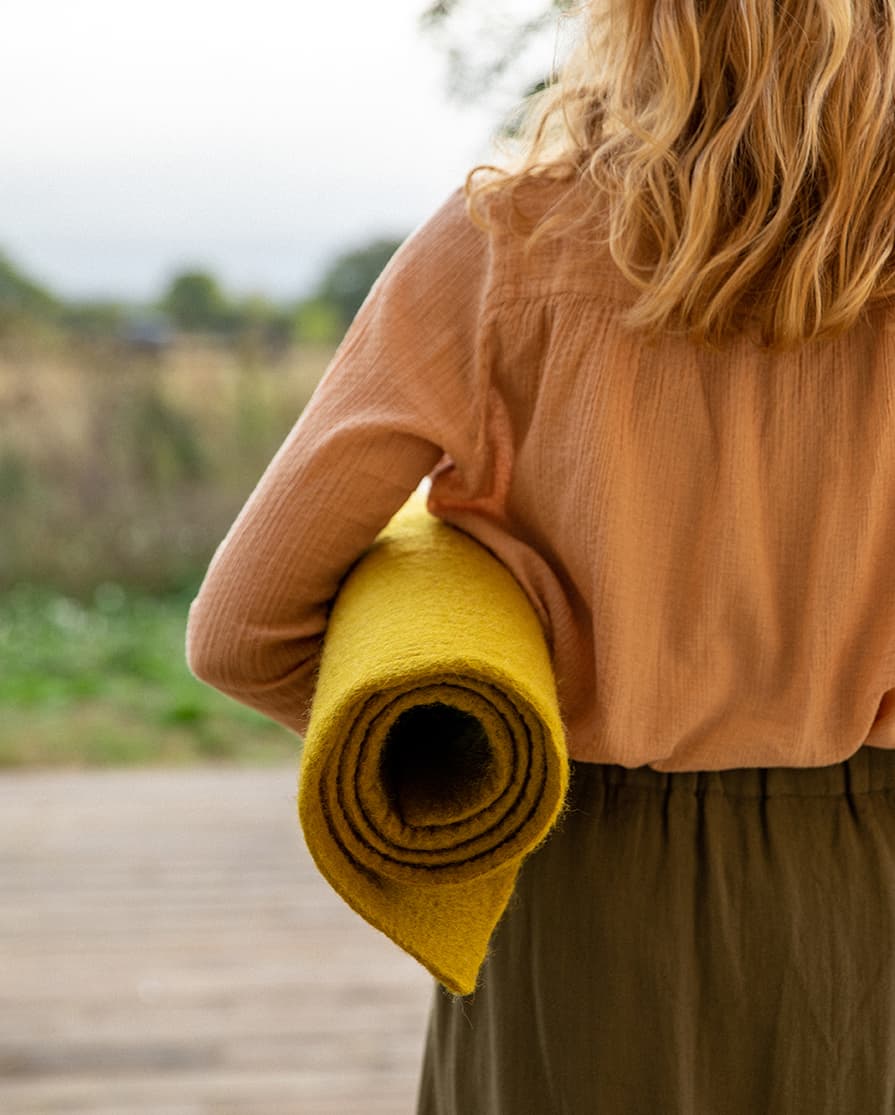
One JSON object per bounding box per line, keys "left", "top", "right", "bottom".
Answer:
{"left": 0, "top": 583, "right": 302, "bottom": 769}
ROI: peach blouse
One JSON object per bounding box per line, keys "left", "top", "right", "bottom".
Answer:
{"left": 186, "top": 175, "right": 895, "bottom": 771}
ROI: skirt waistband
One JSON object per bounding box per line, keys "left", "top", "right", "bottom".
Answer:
{"left": 574, "top": 744, "right": 895, "bottom": 799}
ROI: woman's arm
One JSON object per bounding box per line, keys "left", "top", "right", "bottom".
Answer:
{"left": 185, "top": 185, "right": 502, "bottom": 739}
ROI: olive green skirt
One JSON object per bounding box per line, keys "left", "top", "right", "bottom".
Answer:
{"left": 414, "top": 744, "right": 895, "bottom": 1114}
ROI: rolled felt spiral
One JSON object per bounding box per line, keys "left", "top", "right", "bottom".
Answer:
{"left": 297, "top": 488, "right": 570, "bottom": 997}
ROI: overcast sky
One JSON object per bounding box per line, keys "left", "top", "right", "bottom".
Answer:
{"left": 0, "top": 1, "right": 565, "bottom": 305}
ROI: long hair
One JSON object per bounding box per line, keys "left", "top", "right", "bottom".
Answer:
{"left": 464, "top": 0, "right": 895, "bottom": 353}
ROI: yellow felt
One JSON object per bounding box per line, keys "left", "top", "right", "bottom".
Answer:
{"left": 296, "top": 489, "right": 570, "bottom": 997}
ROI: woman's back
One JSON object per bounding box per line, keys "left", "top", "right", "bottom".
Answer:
{"left": 433, "top": 174, "right": 895, "bottom": 771}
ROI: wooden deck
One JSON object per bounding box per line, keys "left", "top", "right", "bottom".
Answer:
{"left": 0, "top": 766, "right": 434, "bottom": 1114}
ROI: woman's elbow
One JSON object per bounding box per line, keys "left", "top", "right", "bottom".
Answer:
{"left": 185, "top": 595, "right": 242, "bottom": 690}
{"left": 185, "top": 591, "right": 326, "bottom": 697}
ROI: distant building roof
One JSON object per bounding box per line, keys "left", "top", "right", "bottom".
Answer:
{"left": 120, "top": 310, "right": 175, "bottom": 349}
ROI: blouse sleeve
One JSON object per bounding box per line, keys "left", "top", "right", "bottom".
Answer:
{"left": 185, "top": 185, "right": 503, "bottom": 739}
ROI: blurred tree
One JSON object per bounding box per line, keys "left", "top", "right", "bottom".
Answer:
{"left": 418, "top": 0, "right": 576, "bottom": 108}
{"left": 0, "top": 250, "right": 61, "bottom": 319}
{"left": 312, "top": 238, "right": 403, "bottom": 327}
{"left": 0, "top": 250, "right": 64, "bottom": 350}
{"left": 159, "top": 270, "right": 231, "bottom": 332}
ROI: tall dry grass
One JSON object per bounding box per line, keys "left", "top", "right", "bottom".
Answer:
{"left": 0, "top": 337, "right": 334, "bottom": 597}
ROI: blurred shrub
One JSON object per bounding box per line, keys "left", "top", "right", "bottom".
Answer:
{"left": 293, "top": 296, "right": 346, "bottom": 344}
{"left": 62, "top": 300, "right": 128, "bottom": 339}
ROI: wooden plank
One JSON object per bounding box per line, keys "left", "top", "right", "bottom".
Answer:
{"left": 0, "top": 767, "right": 435, "bottom": 1114}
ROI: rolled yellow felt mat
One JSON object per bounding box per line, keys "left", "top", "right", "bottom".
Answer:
{"left": 296, "top": 488, "right": 570, "bottom": 997}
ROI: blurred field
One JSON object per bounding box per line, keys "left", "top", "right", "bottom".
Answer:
{"left": 1, "top": 336, "right": 336, "bottom": 767}
{"left": 0, "top": 335, "right": 335, "bottom": 595}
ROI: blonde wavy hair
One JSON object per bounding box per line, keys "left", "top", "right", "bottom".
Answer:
{"left": 463, "top": 0, "right": 895, "bottom": 353}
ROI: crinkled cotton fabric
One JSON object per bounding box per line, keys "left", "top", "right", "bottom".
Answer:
{"left": 185, "top": 173, "right": 895, "bottom": 773}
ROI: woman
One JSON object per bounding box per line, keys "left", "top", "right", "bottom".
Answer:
{"left": 187, "top": 0, "right": 895, "bottom": 1109}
